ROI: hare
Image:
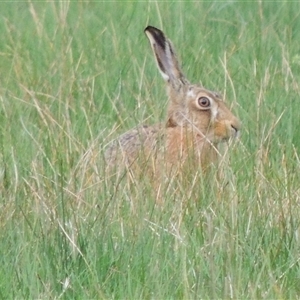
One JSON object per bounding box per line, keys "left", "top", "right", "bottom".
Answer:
{"left": 105, "top": 26, "right": 240, "bottom": 178}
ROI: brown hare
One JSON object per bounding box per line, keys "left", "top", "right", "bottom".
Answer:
{"left": 105, "top": 26, "right": 240, "bottom": 179}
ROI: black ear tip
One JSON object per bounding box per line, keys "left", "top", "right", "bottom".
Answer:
{"left": 144, "top": 25, "right": 163, "bottom": 35}
{"left": 144, "top": 25, "right": 153, "bottom": 32}
{"left": 144, "top": 26, "right": 166, "bottom": 50}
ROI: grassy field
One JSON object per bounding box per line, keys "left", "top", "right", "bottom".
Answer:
{"left": 1, "top": 1, "right": 300, "bottom": 298}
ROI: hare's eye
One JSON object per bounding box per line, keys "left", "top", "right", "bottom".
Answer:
{"left": 198, "top": 97, "right": 210, "bottom": 108}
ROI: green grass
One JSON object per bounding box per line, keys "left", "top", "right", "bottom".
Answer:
{"left": 1, "top": 1, "right": 300, "bottom": 298}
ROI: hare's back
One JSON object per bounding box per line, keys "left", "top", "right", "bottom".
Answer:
{"left": 105, "top": 124, "right": 163, "bottom": 166}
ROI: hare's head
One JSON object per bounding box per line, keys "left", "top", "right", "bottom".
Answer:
{"left": 145, "top": 26, "right": 241, "bottom": 143}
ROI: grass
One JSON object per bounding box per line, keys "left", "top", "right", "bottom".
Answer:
{"left": 0, "top": 0, "right": 300, "bottom": 298}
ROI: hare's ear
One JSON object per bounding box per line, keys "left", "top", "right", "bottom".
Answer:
{"left": 144, "top": 26, "right": 188, "bottom": 87}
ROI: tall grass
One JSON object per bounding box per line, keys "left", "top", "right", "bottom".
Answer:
{"left": 0, "top": 1, "right": 300, "bottom": 298}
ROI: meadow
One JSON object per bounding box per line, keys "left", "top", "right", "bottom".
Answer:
{"left": 0, "top": 1, "right": 300, "bottom": 298}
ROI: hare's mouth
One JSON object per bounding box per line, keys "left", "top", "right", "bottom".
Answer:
{"left": 219, "top": 126, "right": 241, "bottom": 142}
{"left": 209, "top": 134, "right": 235, "bottom": 144}
{"left": 195, "top": 133, "right": 223, "bottom": 144}
{"left": 221, "top": 131, "right": 240, "bottom": 143}
{"left": 234, "top": 129, "right": 241, "bottom": 139}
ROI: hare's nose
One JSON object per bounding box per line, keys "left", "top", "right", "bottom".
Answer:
{"left": 230, "top": 118, "right": 241, "bottom": 137}
{"left": 231, "top": 119, "right": 241, "bottom": 137}
{"left": 231, "top": 125, "right": 239, "bottom": 138}
{"left": 231, "top": 124, "right": 239, "bottom": 133}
